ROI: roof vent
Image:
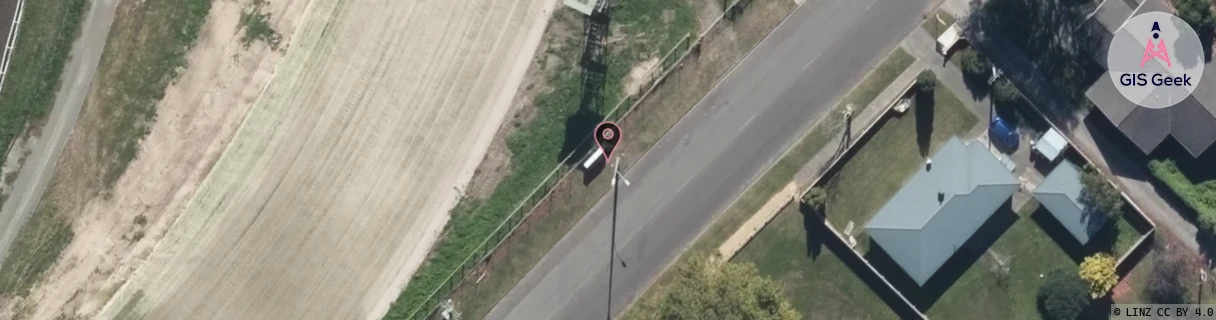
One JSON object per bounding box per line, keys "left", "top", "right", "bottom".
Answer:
{"left": 926, "top": 158, "right": 933, "bottom": 171}
{"left": 938, "top": 189, "right": 945, "bottom": 203}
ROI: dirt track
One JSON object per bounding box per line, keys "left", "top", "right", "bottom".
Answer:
{"left": 93, "top": 0, "right": 554, "bottom": 318}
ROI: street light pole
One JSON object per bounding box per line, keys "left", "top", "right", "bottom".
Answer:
{"left": 606, "top": 156, "right": 630, "bottom": 320}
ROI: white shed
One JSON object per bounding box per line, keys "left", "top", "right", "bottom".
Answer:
{"left": 1033, "top": 127, "right": 1069, "bottom": 162}
{"left": 936, "top": 23, "right": 963, "bottom": 56}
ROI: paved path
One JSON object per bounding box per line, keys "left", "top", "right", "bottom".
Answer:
{"left": 945, "top": 1, "right": 1204, "bottom": 254}
{"left": 485, "top": 0, "right": 938, "bottom": 319}
{"left": 0, "top": 0, "right": 119, "bottom": 264}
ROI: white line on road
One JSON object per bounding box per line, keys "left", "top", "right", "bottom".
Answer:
{"left": 801, "top": 52, "right": 822, "bottom": 71}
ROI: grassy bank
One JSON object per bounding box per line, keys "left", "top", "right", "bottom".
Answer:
{"left": 623, "top": 48, "right": 914, "bottom": 319}
{"left": 0, "top": 0, "right": 89, "bottom": 297}
{"left": 0, "top": 0, "right": 86, "bottom": 178}
{"left": 384, "top": 1, "right": 699, "bottom": 318}
{"left": 0, "top": 0, "right": 211, "bottom": 302}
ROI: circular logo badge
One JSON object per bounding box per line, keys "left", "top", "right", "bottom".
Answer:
{"left": 1107, "top": 11, "right": 1204, "bottom": 109}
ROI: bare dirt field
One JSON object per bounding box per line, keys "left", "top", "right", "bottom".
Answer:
{"left": 87, "top": 0, "right": 555, "bottom": 318}
{"left": 0, "top": 0, "right": 301, "bottom": 318}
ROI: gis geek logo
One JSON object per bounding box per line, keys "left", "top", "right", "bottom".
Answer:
{"left": 1109, "top": 11, "right": 1204, "bottom": 109}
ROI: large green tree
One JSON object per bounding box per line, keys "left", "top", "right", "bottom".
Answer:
{"left": 655, "top": 256, "right": 800, "bottom": 320}
{"left": 1080, "top": 164, "right": 1124, "bottom": 219}
{"left": 1175, "top": 0, "right": 1215, "bottom": 33}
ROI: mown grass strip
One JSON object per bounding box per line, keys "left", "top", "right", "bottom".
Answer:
{"left": 384, "top": 1, "right": 698, "bottom": 318}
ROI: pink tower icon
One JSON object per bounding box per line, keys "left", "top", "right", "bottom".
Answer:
{"left": 1141, "top": 22, "right": 1172, "bottom": 68}
{"left": 1141, "top": 39, "right": 1172, "bottom": 68}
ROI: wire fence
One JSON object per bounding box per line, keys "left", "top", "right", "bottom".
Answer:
{"left": 401, "top": 31, "right": 694, "bottom": 320}
{"left": 0, "top": 0, "right": 27, "bottom": 156}
{"left": 404, "top": 0, "right": 762, "bottom": 317}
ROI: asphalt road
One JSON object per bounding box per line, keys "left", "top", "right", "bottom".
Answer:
{"left": 486, "top": 0, "right": 935, "bottom": 318}
{"left": 0, "top": 0, "right": 118, "bottom": 264}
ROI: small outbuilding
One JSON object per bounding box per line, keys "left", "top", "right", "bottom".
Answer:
{"left": 936, "top": 22, "right": 964, "bottom": 56}
{"left": 1033, "top": 162, "right": 1104, "bottom": 245}
{"left": 1032, "top": 127, "right": 1069, "bottom": 163}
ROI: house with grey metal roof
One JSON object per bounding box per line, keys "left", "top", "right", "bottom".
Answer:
{"left": 864, "top": 137, "right": 1019, "bottom": 285}
{"left": 1033, "top": 162, "right": 1104, "bottom": 245}
{"left": 1081, "top": 0, "right": 1216, "bottom": 157}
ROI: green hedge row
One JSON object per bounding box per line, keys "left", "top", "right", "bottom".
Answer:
{"left": 1149, "top": 159, "right": 1216, "bottom": 231}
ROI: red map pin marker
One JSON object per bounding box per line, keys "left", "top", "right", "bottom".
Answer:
{"left": 594, "top": 121, "right": 621, "bottom": 162}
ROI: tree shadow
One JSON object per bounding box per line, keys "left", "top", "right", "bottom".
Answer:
{"left": 1173, "top": 18, "right": 1213, "bottom": 66}
{"left": 865, "top": 200, "right": 1020, "bottom": 311}
{"left": 799, "top": 202, "right": 825, "bottom": 260}
{"left": 558, "top": 9, "right": 612, "bottom": 165}
{"left": 916, "top": 91, "right": 935, "bottom": 157}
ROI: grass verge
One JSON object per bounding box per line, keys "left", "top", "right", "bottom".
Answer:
{"left": 0, "top": 0, "right": 211, "bottom": 302}
{"left": 94, "top": 0, "right": 210, "bottom": 189}
{"left": 921, "top": 9, "right": 955, "bottom": 38}
{"left": 384, "top": 1, "right": 700, "bottom": 318}
{"left": 622, "top": 47, "right": 915, "bottom": 319}
{"left": 0, "top": 0, "right": 88, "bottom": 297}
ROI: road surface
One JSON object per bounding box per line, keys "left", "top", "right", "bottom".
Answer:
{"left": 486, "top": 0, "right": 936, "bottom": 318}
{"left": 0, "top": 0, "right": 118, "bottom": 264}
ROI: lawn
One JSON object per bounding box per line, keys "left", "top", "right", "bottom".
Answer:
{"left": 821, "top": 77, "right": 979, "bottom": 236}
{"left": 622, "top": 47, "right": 916, "bottom": 319}
{"left": 733, "top": 203, "right": 899, "bottom": 319}
{"left": 921, "top": 9, "right": 956, "bottom": 38}
{"left": 924, "top": 200, "right": 1078, "bottom": 319}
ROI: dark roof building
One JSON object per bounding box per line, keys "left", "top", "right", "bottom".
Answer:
{"left": 1082, "top": 0, "right": 1216, "bottom": 157}
{"left": 864, "top": 138, "right": 1019, "bottom": 285}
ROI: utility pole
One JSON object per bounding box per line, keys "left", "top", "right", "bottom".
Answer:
{"left": 606, "top": 156, "right": 630, "bottom": 320}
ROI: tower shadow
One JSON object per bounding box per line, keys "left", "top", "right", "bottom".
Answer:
{"left": 561, "top": 6, "right": 612, "bottom": 166}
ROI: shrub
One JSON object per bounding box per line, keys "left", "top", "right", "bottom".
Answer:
{"left": 916, "top": 70, "right": 937, "bottom": 92}
{"left": 1080, "top": 164, "right": 1124, "bottom": 219}
{"left": 801, "top": 187, "right": 827, "bottom": 212}
{"left": 1175, "top": 0, "right": 1215, "bottom": 33}
{"left": 1079, "top": 253, "right": 1119, "bottom": 299}
{"left": 956, "top": 48, "right": 992, "bottom": 79}
{"left": 1147, "top": 239, "right": 1193, "bottom": 304}
{"left": 992, "top": 78, "right": 1018, "bottom": 104}
{"left": 1150, "top": 159, "right": 1216, "bottom": 233}
{"left": 1038, "top": 269, "right": 1089, "bottom": 320}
